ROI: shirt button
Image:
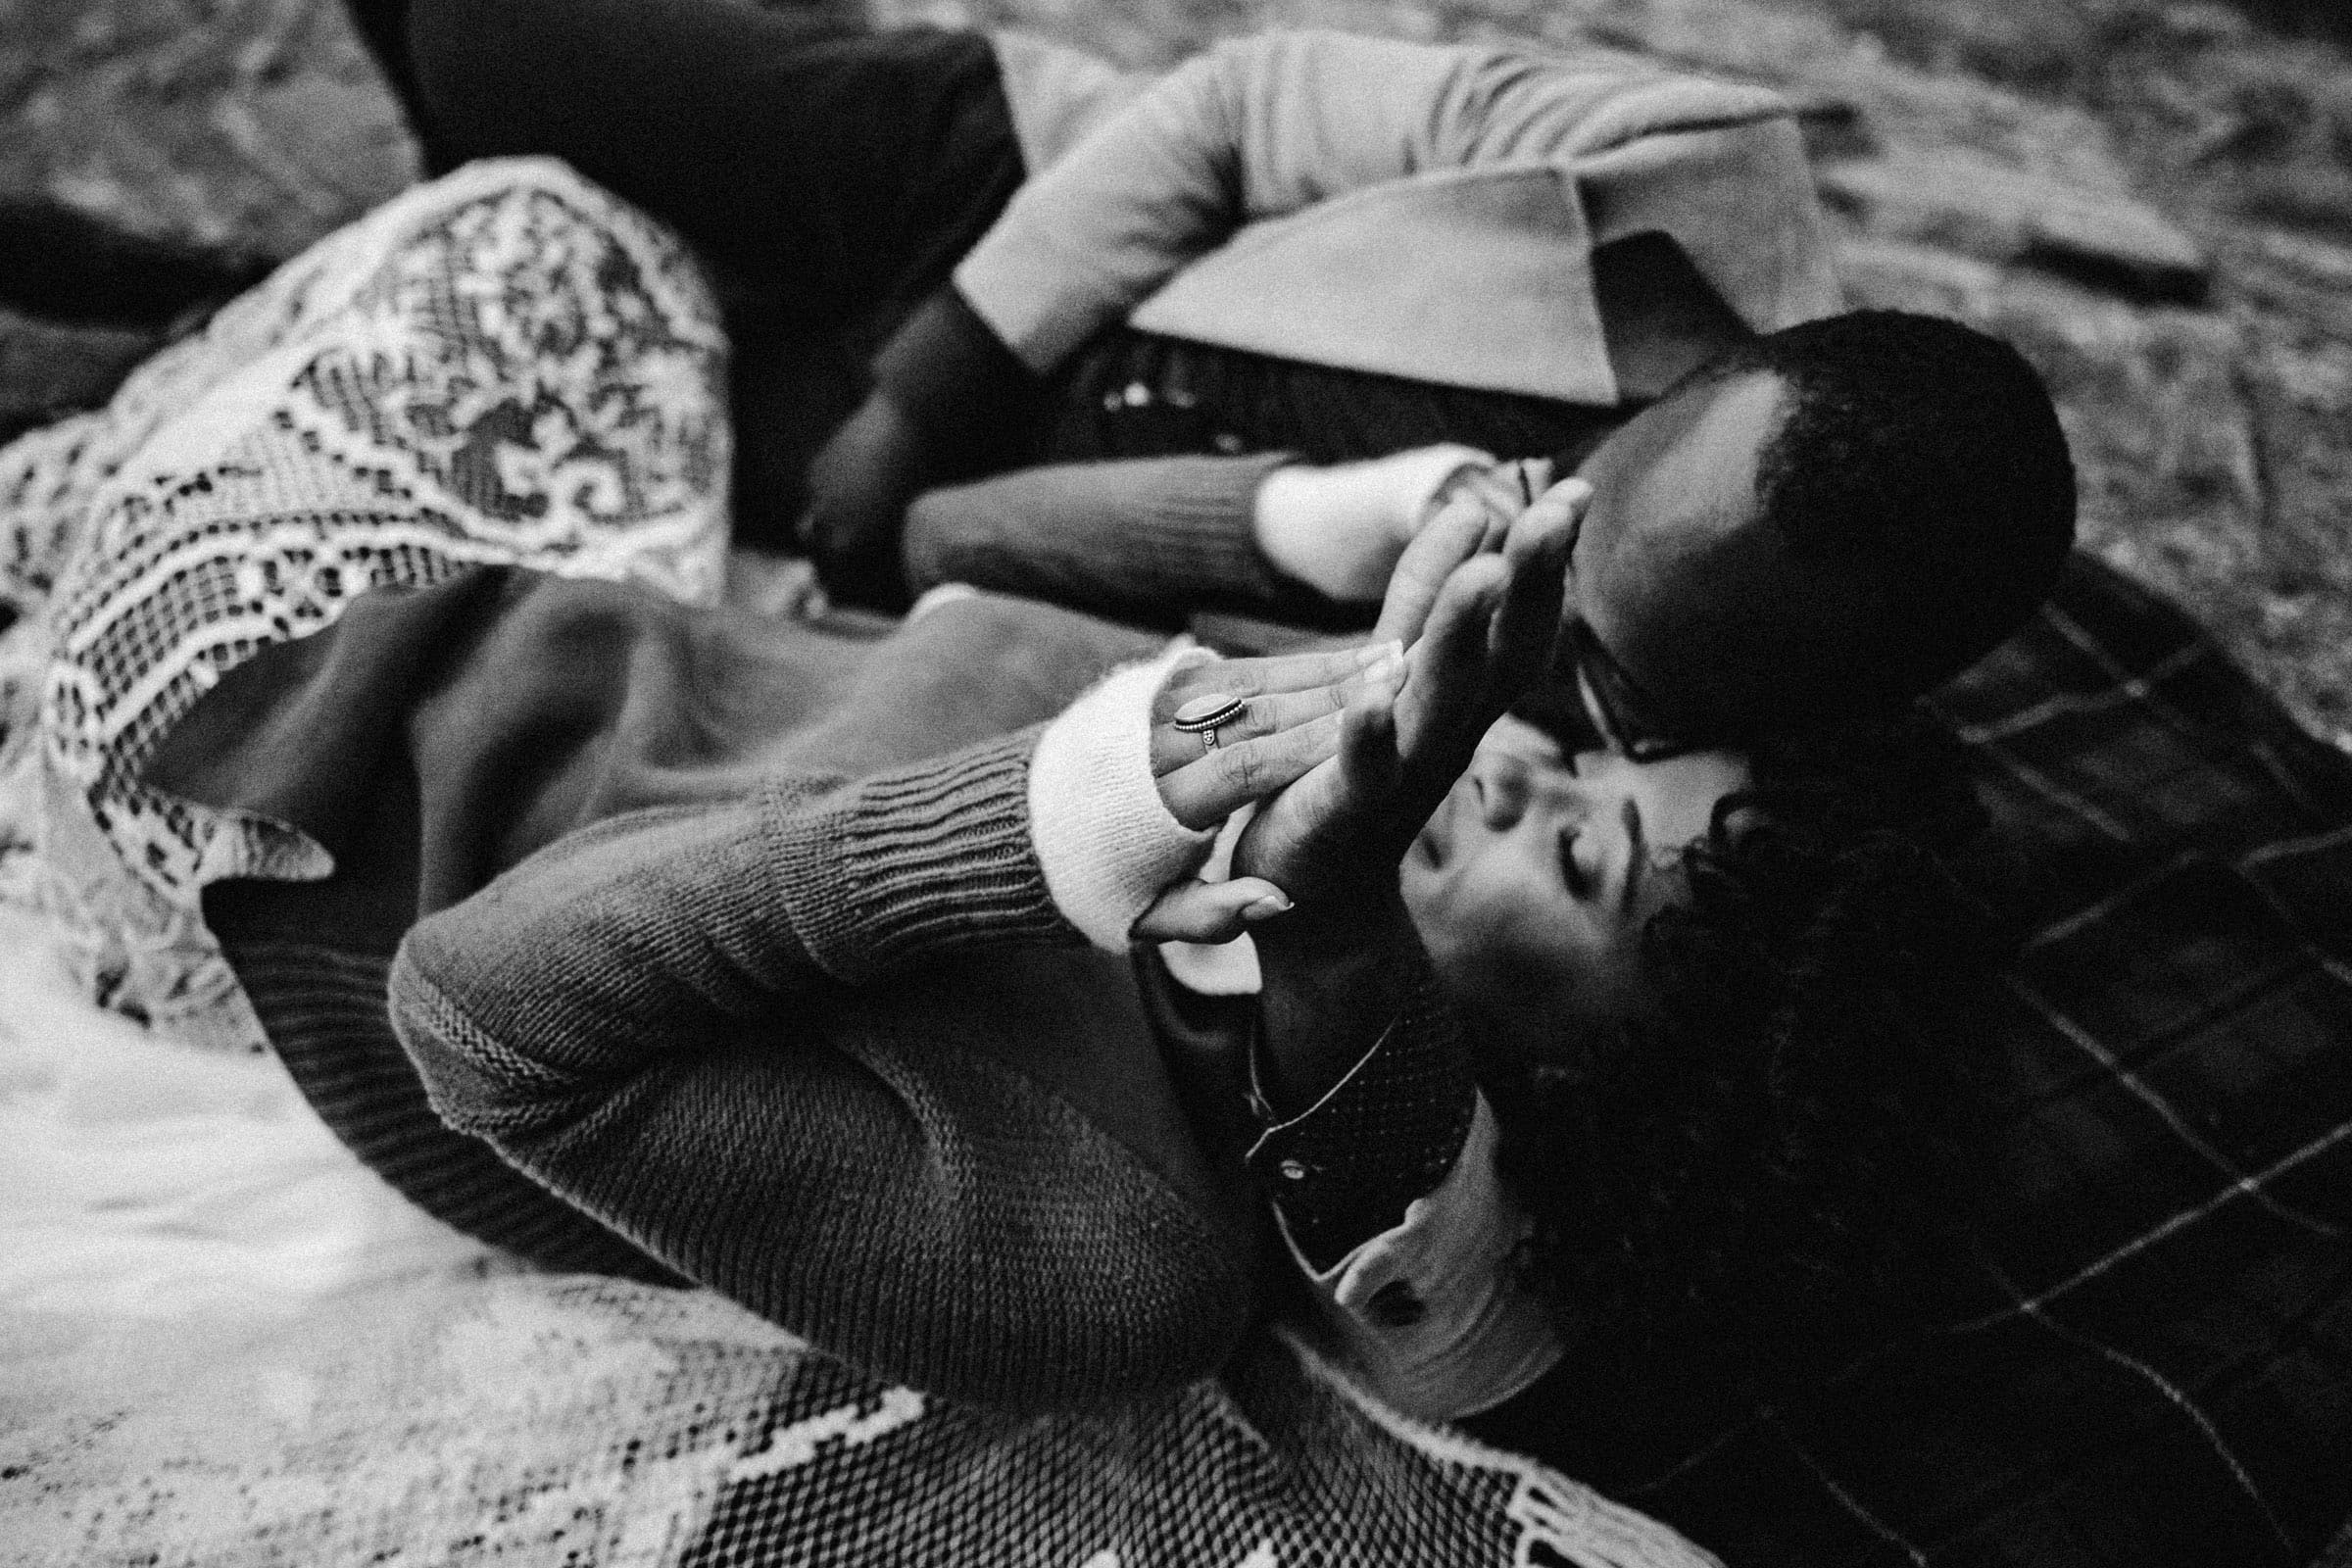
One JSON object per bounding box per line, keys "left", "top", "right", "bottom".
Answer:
{"left": 1278, "top": 1159, "right": 1310, "bottom": 1182}
{"left": 1213, "top": 432, "right": 1244, "bottom": 454}
{"left": 1122, "top": 381, "right": 1153, "bottom": 407}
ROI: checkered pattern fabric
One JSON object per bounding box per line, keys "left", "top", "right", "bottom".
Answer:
{"left": 1616, "top": 553, "right": 2352, "bottom": 1567}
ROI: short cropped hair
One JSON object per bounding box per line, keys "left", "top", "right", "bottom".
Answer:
{"left": 1486, "top": 714, "right": 1999, "bottom": 1441}
{"left": 1574, "top": 311, "right": 2080, "bottom": 751}
{"left": 1712, "top": 309, "right": 2078, "bottom": 719}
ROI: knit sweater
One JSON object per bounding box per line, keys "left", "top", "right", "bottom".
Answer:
{"left": 391, "top": 730, "right": 1261, "bottom": 1412}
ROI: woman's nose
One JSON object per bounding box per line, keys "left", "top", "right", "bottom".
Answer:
{"left": 1471, "top": 752, "right": 1533, "bottom": 829}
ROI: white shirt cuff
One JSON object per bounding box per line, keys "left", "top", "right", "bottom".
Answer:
{"left": 1027, "top": 641, "right": 1219, "bottom": 950}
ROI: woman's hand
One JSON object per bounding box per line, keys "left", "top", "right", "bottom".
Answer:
{"left": 1133, "top": 640, "right": 1404, "bottom": 944}
{"left": 1147, "top": 642, "right": 1404, "bottom": 827}
{"left": 1232, "top": 477, "right": 1589, "bottom": 905}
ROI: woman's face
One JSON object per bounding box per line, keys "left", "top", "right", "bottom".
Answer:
{"left": 1399, "top": 715, "right": 1750, "bottom": 1045}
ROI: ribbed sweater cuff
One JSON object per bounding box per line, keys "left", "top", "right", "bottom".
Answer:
{"left": 1028, "top": 642, "right": 1219, "bottom": 951}
{"left": 764, "top": 728, "right": 1075, "bottom": 985}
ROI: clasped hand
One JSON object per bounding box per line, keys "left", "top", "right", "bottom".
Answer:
{"left": 1135, "top": 475, "right": 1587, "bottom": 944}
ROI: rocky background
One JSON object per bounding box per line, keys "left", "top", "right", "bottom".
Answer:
{"left": 5, "top": 0, "right": 2348, "bottom": 747}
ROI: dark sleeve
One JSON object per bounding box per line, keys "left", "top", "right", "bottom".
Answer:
{"left": 904, "top": 450, "right": 1318, "bottom": 621}
{"left": 868, "top": 286, "right": 1048, "bottom": 478}
{"left": 389, "top": 728, "right": 1253, "bottom": 1411}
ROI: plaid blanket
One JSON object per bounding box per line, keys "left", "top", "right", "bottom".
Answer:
{"left": 1612, "top": 554, "right": 2352, "bottom": 1566}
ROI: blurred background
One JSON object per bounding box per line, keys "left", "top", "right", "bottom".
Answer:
{"left": 4, "top": 0, "right": 2348, "bottom": 746}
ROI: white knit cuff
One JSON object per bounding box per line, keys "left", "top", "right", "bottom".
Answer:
{"left": 1028, "top": 642, "right": 1219, "bottom": 951}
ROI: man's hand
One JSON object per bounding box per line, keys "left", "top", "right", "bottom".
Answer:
{"left": 1232, "top": 477, "right": 1589, "bottom": 905}
{"left": 796, "top": 391, "right": 931, "bottom": 610}
{"left": 1251, "top": 450, "right": 1552, "bottom": 604}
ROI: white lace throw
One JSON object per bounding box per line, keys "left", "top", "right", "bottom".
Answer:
{"left": 0, "top": 157, "right": 732, "bottom": 1052}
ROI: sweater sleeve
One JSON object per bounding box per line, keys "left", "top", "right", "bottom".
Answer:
{"left": 389, "top": 727, "right": 1250, "bottom": 1410}
{"left": 904, "top": 452, "right": 1308, "bottom": 620}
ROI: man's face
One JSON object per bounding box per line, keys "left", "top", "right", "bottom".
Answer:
{"left": 1564, "top": 370, "right": 1790, "bottom": 743}
{"left": 1399, "top": 715, "right": 1749, "bottom": 1051}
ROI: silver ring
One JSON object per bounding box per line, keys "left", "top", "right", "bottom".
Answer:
{"left": 1172, "top": 693, "right": 1247, "bottom": 754}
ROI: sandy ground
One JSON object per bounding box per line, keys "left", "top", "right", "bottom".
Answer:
{"left": 5, "top": 0, "right": 2348, "bottom": 747}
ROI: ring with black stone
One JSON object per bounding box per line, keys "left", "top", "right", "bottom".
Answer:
{"left": 1171, "top": 693, "right": 1248, "bottom": 753}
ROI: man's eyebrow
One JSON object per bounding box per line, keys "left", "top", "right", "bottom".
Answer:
{"left": 1620, "top": 795, "right": 1645, "bottom": 915}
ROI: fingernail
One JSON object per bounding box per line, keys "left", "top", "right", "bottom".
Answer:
{"left": 1242, "top": 892, "right": 1294, "bottom": 921}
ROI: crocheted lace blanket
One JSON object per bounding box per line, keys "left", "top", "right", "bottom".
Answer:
{"left": 3, "top": 1260, "right": 1705, "bottom": 1568}
{"left": 0, "top": 157, "right": 1714, "bottom": 1568}
{"left": 0, "top": 156, "right": 731, "bottom": 1052}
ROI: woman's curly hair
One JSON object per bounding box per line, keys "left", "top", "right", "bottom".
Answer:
{"left": 1486, "top": 712, "right": 2000, "bottom": 1430}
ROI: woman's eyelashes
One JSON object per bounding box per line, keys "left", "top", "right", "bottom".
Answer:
{"left": 1557, "top": 823, "right": 1596, "bottom": 899}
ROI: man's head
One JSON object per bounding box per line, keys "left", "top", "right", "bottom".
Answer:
{"left": 1563, "top": 310, "right": 2078, "bottom": 751}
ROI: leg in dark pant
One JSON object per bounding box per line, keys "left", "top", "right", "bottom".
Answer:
{"left": 344, "top": 0, "right": 1027, "bottom": 546}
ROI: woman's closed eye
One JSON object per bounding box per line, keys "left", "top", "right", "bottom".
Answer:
{"left": 1618, "top": 795, "right": 1646, "bottom": 913}
{"left": 1558, "top": 824, "right": 1599, "bottom": 899}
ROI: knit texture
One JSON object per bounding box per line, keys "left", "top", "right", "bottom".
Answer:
{"left": 392, "top": 733, "right": 1253, "bottom": 1411}
{"left": 905, "top": 451, "right": 1303, "bottom": 622}
{"left": 228, "top": 938, "right": 679, "bottom": 1283}
{"left": 764, "top": 727, "right": 1074, "bottom": 985}
{"left": 1026, "top": 642, "right": 1218, "bottom": 950}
